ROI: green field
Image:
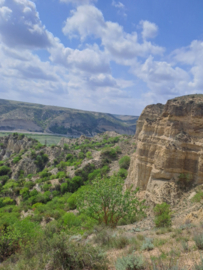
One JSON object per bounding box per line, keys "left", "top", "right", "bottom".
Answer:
{"left": 0, "top": 132, "right": 67, "bottom": 145}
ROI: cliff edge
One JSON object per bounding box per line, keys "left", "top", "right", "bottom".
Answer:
{"left": 125, "top": 94, "right": 203, "bottom": 204}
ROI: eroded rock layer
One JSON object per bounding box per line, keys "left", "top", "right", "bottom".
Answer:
{"left": 126, "top": 95, "right": 203, "bottom": 203}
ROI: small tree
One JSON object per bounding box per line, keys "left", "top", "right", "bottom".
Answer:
{"left": 154, "top": 202, "right": 171, "bottom": 227}
{"left": 76, "top": 176, "right": 145, "bottom": 228}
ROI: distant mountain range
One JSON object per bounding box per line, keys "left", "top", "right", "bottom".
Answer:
{"left": 0, "top": 99, "right": 138, "bottom": 136}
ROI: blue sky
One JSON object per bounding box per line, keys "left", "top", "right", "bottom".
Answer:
{"left": 0, "top": 0, "right": 203, "bottom": 115}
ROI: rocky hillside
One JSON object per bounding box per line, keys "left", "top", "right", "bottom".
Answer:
{"left": 0, "top": 99, "right": 138, "bottom": 136}
{"left": 125, "top": 94, "right": 203, "bottom": 204}
{"left": 0, "top": 131, "right": 136, "bottom": 191}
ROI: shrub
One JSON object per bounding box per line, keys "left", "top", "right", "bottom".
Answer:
{"left": 67, "top": 193, "right": 77, "bottom": 210}
{"left": 12, "top": 155, "right": 22, "bottom": 164}
{"left": 86, "top": 151, "right": 93, "bottom": 159}
{"left": 68, "top": 176, "right": 83, "bottom": 192}
{"left": 117, "top": 168, "right": 128, "bottom": 179}
{"left": 60, "top": 183, "right": 68, "bottom": 194}
{"left": 6, "top": 232, "right": 107, "bottom": 270}
{"left": 42, "top": 183, "right": 52, "bottom": 192}
{"left": 39, "top": 168, "right": 51, "bottom": 178}
{"left": 77, "top": 176, "right": 145, "bottom": 228}
{"left": 0, "top": 197, "right": 15, "bottom": 208}
{"left": 191, "top": 191, "right": 203, "bottom": 203}
{"left": 66, "top": 153, "right": 74, "bottom": 161}
{"left": 194, "top": 232, "right": 203, "bottom": 249}
{"left": 63, "top": 143, "right": 69, "bottom": 150}
{"left": 115, "top": 254, "right": 145, "bottom": 270}
{"left": 101, "top": 165, "right": 110, "bottom": 176}
{"left": 141, "top": 238, "right": 154, "bottom": 251}
{"left": 88, "top": 169, "right": 101, "bottom": 181}
{"left": 154, "top": 203, "right": 171, "bottom": 228}
{"left": 20, "top": 187, "right": 30, "bottom": 200}
{"left": 78, "top": 151, "right": 85, "bottom": 159}
{"left": 60, "top": 213, "right": 82, "bottom": 229}
{"left": 34, "top": 152, "right": 49, "bottom": 171}
{"left": 113, "top": 235, "right": 129, "bottom": 249}
{"left": 119, "top": 156, "right": 130, "bottom": 169}
{"left": 101, "top": 147, "right": 117, "bottom": 159}
{"left": 56, "top": 171, "right": 66, "bottom": 179}
{"left": 0, "top": 175, "right": 9, "bottom": 185}
{"left": 0, "top": 226, "right": 21, "bottom": 262}
{"left": 34, "top": 142, "right": 43, "bottom": 150}
{"left": 24, "top": 181, "right": 35, "bottom": 189}
{"left": 0, "top": 166, "right": 11, "bottom": 176}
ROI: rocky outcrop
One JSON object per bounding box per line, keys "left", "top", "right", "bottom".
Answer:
{"left": 125, "top": 95, "right": 203, "bottom": 204}
{"left": 0, "top": 134, "right": 35, "bottom": 160}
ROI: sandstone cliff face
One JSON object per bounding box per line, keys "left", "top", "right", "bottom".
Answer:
{"left": 126, "top": 95, "right": 203, "bottom": 204}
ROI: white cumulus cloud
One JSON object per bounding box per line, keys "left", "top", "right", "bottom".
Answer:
{"left": 0, "top": 0, "right": 54, "bottom": 49}
{"left": 140, "top": 20, "right": 158, "bottom": 40}
{"left": 63, "top": 5, "right": 164, "bottom": 64}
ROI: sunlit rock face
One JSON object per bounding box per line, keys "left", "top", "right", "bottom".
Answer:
{"left": 126, "top": 95, "right": 203, "bottom": 200}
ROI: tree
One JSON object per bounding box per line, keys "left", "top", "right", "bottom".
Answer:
{"left": 76, "top": 176, "right": 145, "bottom": 228}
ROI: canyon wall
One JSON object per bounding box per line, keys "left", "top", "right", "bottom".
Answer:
{"left": 126, "top": 95, "right": 203, "bottom": 203}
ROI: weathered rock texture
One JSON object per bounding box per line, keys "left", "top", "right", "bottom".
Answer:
{"left": 126, "top": 95, "right": 203, "bottom": 204}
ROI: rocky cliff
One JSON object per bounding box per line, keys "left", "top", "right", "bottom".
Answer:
{"left": 125, "top": 94, "right": 203, "bottom": 204}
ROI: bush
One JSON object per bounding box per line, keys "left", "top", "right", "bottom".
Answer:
{"left": 141, "top": 238, "right": 154, "bottom": 251}
{"left": 88, "top": 169, "right": 101, "bottom": 181}
{"left": 0, "top": 197, "right": 15, "bottom": 208}
{"left": 154, "top": 203, "right": 171, "bottom": 228}
{"left": 115, "top": 254, "right": 145, "bottom": 270}
{"left": 56, "top": 171, "right": 66, "bottom": 179}
{"left": 78, "top": 151, "right": 85, "bottom": 159}
{"left": 194, "top": 232, "right": 203, "bottom": 249}
{"left": 0, "top": 166, "right": 11, "bottom": 176}
{"left": 117, "top": 168, "right": 128, "bottom": 179}
{"left": 66, "top": 153, "right": 74, "bottom": 161}
{"left": 113, "top": 235, "right": 129, "bottom": 249}
{"left": 77, "top": 176, "right": 145, "bottom": 227}
{"left": 86, "top": 151, "right": 93, "bottom": 159}
{"left": 67, "top": 176, "right": 83, "bottom": 193}
{"left": 12, "top": 155, "right": 22, "bottom": 164}
{"left": 119, "top": 156, "right": 130, "bottom": 169}
{"left": 67, "top": 193, "right": 77, "bottom": 210}
{"left": 39, "top": 169, "right": 51, "bottom": 178}
{"left": 191, "top": 191, "right": 203, "bottom": 203}
{"left": 101, "top": 147, "right": 117, "bottom": 159}
{"left": 59, "top": 213, "right": 82, "bottom": 229}
{"left": 24, "top": 181, "right": 35, "bottom": 189}
{"left": 60, "top": 183, "right": 68, "bottom": 194}
{"left": 34, "top": 152, "right": 49, "bottom": 171}
{"left": 0, "top": 175, "right": 9, "bottom": 185}
{"left": 63, "top": 143, "right": 69, "bottom": 150}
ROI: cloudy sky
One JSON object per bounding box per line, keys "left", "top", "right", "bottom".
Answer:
{"left": 0, "top": 0, "right": 203, "bottom": 115}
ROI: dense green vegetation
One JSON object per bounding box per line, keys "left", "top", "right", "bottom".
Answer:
{"left": 0, "top": 132, "right": 141, "bottom": 268}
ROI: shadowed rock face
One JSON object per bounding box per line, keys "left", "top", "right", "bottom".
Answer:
{"left": 126, "top": 95, "right": 203, "bottom": 198}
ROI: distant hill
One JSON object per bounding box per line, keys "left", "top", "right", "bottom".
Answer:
{"left": 0, "top": 99, "right": 138, "bottom": 136}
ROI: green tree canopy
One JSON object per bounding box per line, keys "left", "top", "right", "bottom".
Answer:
{"left": 76, "top": 175, "right": 145, "bottom": 228}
